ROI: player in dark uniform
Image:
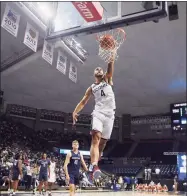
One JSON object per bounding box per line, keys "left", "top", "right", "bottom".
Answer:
{"left": 2, "top": 165, "right": 11, "bottom": 193}
{"left": 64, "top": 140, "right": 88, "bottom": 196}
{"left": 37, "top": 153, "right": 50, "bottom": 195}
{"left": 11, "top": 153, "right": 23, "bottom": 195}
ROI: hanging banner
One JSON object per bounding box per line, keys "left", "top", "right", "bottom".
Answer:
{"left": 42, "top": 40, "right": 54, "bottom": 65}
{"left": 69, "top": 62, "right": 77, "bottom": 83}
{"left": 23, "top": 23, "right": 39, "bottom": 52}
{"left": 56, "top": 51, "right": 67, "bottom": 75}
{"left": 1, "top": 4, "right": 21, "bottom": 37}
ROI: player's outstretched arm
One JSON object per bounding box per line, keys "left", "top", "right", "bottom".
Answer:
{"left": 72, "top": 87, "right": 92, "bottom": 124}
{"left": 105, "top": 52, "right": 116, "bottom": 85}
{"left": 80, "top": 154, "right": 88, "bottom": 172}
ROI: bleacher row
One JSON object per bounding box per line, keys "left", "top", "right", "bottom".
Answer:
{"left": 107, "top": 139, "right": 186, "bottom": 163}
{"left": 150, "top": 165, "right": 178, "bottom": 176}
{"left": 100, "top": 164, "right": 178, "bottom": 177}
{"left": 113, "top": 166, "right": 142, "bottom": 176}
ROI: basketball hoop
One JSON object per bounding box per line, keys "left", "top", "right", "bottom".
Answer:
{"left": 96, "top": 28, "right": 126, "bottom": 63}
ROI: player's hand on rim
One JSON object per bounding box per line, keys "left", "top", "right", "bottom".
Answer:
{"left": 72, "top": 112, "right": 79, "bottom": 125}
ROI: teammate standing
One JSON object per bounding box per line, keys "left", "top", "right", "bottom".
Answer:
{"left": 11, "top": 153, "right": 23, "bottom": 195}
{"left": 37, "top": 153, "right": 50, "bottom": 196}
{"left": 48, "top": 156, "right": 56, "bottom": 196}
{"left": 64, "top": 140, "right": 88, "bottom": 196}
{"left": 72, "top": 53, "right": 115, "bottom": 179}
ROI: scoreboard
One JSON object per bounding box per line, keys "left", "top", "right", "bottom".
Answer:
{"left": 170, "top": 102, "right": 187, "bottom": 131}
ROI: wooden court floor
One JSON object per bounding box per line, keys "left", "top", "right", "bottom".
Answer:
{"left": 0, "top": 190, "right": 185, "bottom": 196}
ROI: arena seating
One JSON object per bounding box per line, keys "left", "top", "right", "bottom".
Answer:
{"left": 0, "top": 115, "right": 181, "bottom": 191}
{"left": 151, "top": 164, "right": 178, "bottom": 178}
{"left": 178, "top": 141, "right": 186, "bottom": 152}
{"left": 131, "top": 139, "right": 175, "bottom": 163}
{"left": 108, "top": 140, "right": 133, "bottom": 157}
{"left": 113, "top": 166, "right": 142, "bottom": 176}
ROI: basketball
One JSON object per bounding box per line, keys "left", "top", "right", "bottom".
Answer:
{"left": 99, "top": 35, "right": 115, "bottom": 50}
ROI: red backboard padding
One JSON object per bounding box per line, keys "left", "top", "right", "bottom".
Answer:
{"left": 72, "top": 2, "right": 103, "bottom": 22}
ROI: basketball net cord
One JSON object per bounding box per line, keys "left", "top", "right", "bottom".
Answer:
{"left": 96, "top": 28, "right": 126, "bottom": 63}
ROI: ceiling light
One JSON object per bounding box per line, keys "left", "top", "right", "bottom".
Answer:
{"left": 37, "top": 3, "right": 54, "bottom": 20}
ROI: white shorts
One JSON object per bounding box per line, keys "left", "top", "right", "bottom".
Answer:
{"left": 48, "top": 173, "right": 56, "bottom": 183}
{"left": 91, "top": 110, "right": 115, "bottom": 140}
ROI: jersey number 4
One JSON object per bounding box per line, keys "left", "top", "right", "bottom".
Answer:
{"left": 74, "top": 160, "right": 78, "bottom": 165}
{"left": 101, "top": 90, "right": 106, "bottom": 96}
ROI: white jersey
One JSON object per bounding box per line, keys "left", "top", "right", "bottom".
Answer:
{"left": 91, "top": 80, "right": 116, "bottom": 113}
{"left": 48, "top": 161, "right": 56, "bottom": 183}
{"left": 49, "top": 161, "right": 56, "bottom": 174}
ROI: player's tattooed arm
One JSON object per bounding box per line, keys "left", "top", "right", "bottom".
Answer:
{"left": 63, "top": 152, "right": 71, "bottom": 179}
{"left": 72, "top": 87, "right": 92, "bottom": 124}
{"left": 80, "top": 154, "right": 88, "bottom": 172}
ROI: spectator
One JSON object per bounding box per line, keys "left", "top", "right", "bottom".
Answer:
{"left": 155, "top": 167, "right": 160, "bottom": 179}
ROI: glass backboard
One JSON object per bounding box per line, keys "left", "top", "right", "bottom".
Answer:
{"left": 46, "top": 1, "right": 167, "bottom": 41}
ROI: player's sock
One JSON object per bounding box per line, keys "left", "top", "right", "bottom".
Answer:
{"left": 89, "top": 161, "right": 98, "bottom": 171}
{"left": 92, "top": 162, "right": 97, "bottom": 166}
{"left": 88, "top": 164, "right": 93, "bottom": 172}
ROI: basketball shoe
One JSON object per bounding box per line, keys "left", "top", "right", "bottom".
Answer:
{"left": 88, "top": 164, "right": 102, "bottom": 181}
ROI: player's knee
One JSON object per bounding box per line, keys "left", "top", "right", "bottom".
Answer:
{"left": 92, "top": 132, "right": 101, "bottom": 145}
{"left": 100, "top": 138, "right": 108, "bottom": 145}
{"left": 69, "top": 184, "right": 74, "bottom": 192}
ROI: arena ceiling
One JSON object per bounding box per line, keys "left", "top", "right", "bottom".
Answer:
{"left": 1, "top": 2, "right": 186, "bottom": 116}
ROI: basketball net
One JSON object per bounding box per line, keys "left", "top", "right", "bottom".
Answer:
{"left": 96, "top": 28, "right": 126, "bottom": 63}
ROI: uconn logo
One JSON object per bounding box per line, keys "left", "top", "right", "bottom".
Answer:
{"left": 92, "top": 83, "right": 108, "bottom": 93}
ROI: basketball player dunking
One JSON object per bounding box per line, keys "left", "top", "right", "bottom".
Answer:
{"left": 72, "top": 52, "right": 115, "bottom": 179}
{"left": 64, "top": 140, "right": 88, "bottom": 196}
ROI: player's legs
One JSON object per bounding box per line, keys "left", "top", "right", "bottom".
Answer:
{"left": 90, "top": 112, "right": 103, "bottom": 166}
{"left": 38, "top": 181, "right": 43, "bottom": 193}
{"left": 69, "top": 175, "right": 76, "bottom": 196}
{"left": 42, "top": 174, "right": 48, "bottom": 193}
{"left": 99, "top": 114, "right": 114, "bottom": 159}
{"left": 48, "top": 182, "right": 52, "bottom": 194}
{"left": 38, "top": 173, "right": 43, "bottom": 194}
{"left": 7, "top": 178, "right": 11, "bottom": 191}
{"left": 11, "top": 180, "right": 19, "bottom": 194}
{"left": 48, "top": 174, "right": 55, "bottom": 196}
{"left": 69, "top": 184, "right": 75, "bottom": 196}
{"left": 98, "top": 138, "right": 107, "bottom": 161}
{"left": 12, "top": 174, "right": 19, "bottom": 194}
{"left": 90, "top": 131, "right": 102, "bottom": 165}
{"left": 32, "top": 177, "right": 36, "bottom": 194}
{"left": 44, "top": 181, "right": 48, "bottom": 192}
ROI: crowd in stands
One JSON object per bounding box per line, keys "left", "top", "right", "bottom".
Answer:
{"left": 131, "top": 139, "right": 175, "bottom": 164}
{"left": 0, "top": 117, "right": 126, "bottom": 192}
{"left": 0, "top": 115, "right": 183, "bottom": 193}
